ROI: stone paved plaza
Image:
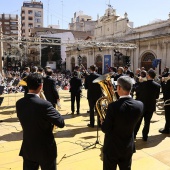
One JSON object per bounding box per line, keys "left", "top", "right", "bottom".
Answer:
{"left": 0, "top": 90, "right": 170, "bottom": 170}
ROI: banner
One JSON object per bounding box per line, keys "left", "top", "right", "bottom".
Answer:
{"left": 152, "top": 59, "right": 161, "bottom": 68}
{"left": 104, "top": 55, "right": 111, "bottom": 73}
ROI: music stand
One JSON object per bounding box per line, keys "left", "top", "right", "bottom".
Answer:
{"left": 84, "top": 112, "right": 103, "bottom": 150}
{"left": 0, "top": 86, "right": 5, "bottom": 123}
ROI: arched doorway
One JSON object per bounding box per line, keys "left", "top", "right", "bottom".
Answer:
{"left": 82, "top": 56, "right": 87, "bottom": 69}
{"left": 141, "top": 52, "right": 155, "bottom": 70}
{"left": 71, "top": 57, "right": 75, "bottom": 72}
{"left": 95, "top": 55, "right": 102, "bottom": 74}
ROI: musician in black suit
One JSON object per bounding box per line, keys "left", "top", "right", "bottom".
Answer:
{"left": 69, "top": 71, "right": 82, "bottom": 115}
{"left": 84, "top": 65, "right": 102, "bottom": 127}
{"left": 160, "top": 67, "right": 169, "bottom": 97}
{"left": 101, "top": 76, "right": 143, "bottom": 170}
{"left": 16, "top": 73, "right": 65, "bottom": 170}
{"left": 43, "top": 69, "right": 60, "bottom": 108}
{"left": 21, "top": 67, "right": 30, "bottom": 96}
{"left": 134, "top": 69, "right": 160, "bottom": 141}
{"left": 159, "top": 79, "right": 170, "bottom": 134}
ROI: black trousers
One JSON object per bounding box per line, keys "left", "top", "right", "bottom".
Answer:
{"left": 134, "top": 111, "right": 153, "bottom": 138}
{"left": 164, "top": 105, "right": 170, "bottom": 130}
{"left": 88, "top": 98, "right": 100, "bottom": 126}
{"left": 103, "top": 153, "right": 132, "bottom": 170}
{"left": 23, "top": 158, "right": 56, "bottom": 170}
{"left": 71, "top": 92, "right": 80, "bottom": 113}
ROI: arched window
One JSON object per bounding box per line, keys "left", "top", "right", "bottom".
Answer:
{"left": 82, "top": 56, "right": 87, "bottom": 69}
{"left": 141, "top": 52, "right": 155, "bottom": 70}
{"left": 71, "top": 57, "right": 75, "bottom": 72}
{"left": 142, "top": 52, "right": 155, "bottom": 62}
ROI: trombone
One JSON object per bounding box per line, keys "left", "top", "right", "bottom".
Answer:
{"left": 80, "top": 64, "right": 90, "bottom": 75}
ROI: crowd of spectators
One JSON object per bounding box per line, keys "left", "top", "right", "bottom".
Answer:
{"left": 0, "top": 65, "right": 170, "bottom": 96}
{"left": 0, "top": 68, "right": 72, "bottom": 94}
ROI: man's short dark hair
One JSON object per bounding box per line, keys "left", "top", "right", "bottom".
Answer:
{"left": 141, "top": 70, "right": 147, "bottom": 78}
{"left": 46, "top": 69, "right": 53, "bottom": 76}
{"left": 73, "top": 71, "right": 78, "bottom": 77}
{"left": 90, "top": 65, "right": 96, "bottom": 71}
{"left": 148, "top": 69, "right": 156, "bottom": 79}
{"left": 27, "top": 73, "right": 43, "bottom": 90}
{"left": 38, "top": 67, "right": 44, "bottom": 73}
{"left": 32, "top": 66, "right": 38, "bottom": 73}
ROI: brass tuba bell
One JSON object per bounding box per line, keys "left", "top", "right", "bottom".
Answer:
{"left": 93, "top": 72, "right": 117, "bottom": 120}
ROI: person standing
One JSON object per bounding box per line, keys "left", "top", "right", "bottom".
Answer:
{"left": 21, "top": 67, "right": 30, "bottom": 96}
{"left": 43, "top": 69, "right": 60, "bottom": 108}
{"left": 69, "top": 71, "right": 82, "bottom": 115}
{"left": 16, "top": 73, "right": 65, "bottom": 170}
{"left": 101, "top": 76, "right": 143, "bottom": 170}
{"left": 134, "top": 69, "right": 160, "bottom": 141}
{"left": 159, "top": 78, "right": 170, "bottom": 134}
{"left": 113, "top": 67, "right": 125, "bottom": 81}
{"left": 84, "top": 65, "right": 102, "bottom": 127}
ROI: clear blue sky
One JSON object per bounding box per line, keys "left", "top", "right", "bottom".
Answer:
{"left": 0, "top": 0, "right": 170, "bottom": 29}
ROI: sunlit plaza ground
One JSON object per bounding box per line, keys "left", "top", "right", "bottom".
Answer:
{"left": 0, "top": 90, "right": 170, "bottom": 170}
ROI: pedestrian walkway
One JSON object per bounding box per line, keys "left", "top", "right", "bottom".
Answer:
{"left": 0, "top": 90, "right": 170, "bottom": 170}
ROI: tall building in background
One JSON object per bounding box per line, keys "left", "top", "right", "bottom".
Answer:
{"left": 21, "top": 0, "right": 43, "bottom": 37}
{"left": 0, "top": 14, "right": 19, "bottom": 72}
{"left": 0, "top": 14, "right": 18, "bottom": 36}
{"left": 69, "top": 11, "right": 97, "bottom": 34}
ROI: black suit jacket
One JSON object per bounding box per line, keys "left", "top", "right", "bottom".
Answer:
{"left": 136, "top": 80, "right": 160, "bottom": 112}
{"left": 16, "top": 94, "right": 65, "bottom": 162}
{"left": 43, "top": 76, "right": 59, "bottom": 104}
{"left": 164, "top": 79, "right": 170, "bottom": 101}
{"left": 84, "top": 73, "right": 102, "bottom": 101}
{"left": 101, "top": 98, "right": 143, "bottom": 157}
{"left": 113, "top": 73, "right": 125, "bottom": 81}
{"left": 69, "top": 77, "right": 82, "bottom": 94}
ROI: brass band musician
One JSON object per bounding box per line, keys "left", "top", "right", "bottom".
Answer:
{"left": 100, "top": 76, "right": 143, "bottom": 170}
{"left": 16, "top": 73, "right": 65, "bottom": 170}
{"left": 21, "top": 67, "right": 30, "bottom": 96}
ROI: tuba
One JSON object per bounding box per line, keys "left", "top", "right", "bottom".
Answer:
{"left": 93, "top": 72, "right": 117, "bottom": 120}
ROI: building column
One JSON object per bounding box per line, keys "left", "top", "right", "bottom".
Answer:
{"left": 134, "top": 42, "right": 139, "bottom": 71}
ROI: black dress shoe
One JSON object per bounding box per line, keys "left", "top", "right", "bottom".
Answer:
{"left": 71, "top": 112, "right": 74, "bottom": 115}
{"left": 87, "top": 124, "right": 94, "bottom": 128}
{"left": 142, "top": 137, "right": 148, "bottom": 141}
{"left": 159, "top": 128, "right": 170, "bottom": 134}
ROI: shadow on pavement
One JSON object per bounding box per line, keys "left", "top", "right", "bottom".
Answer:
{"left": 55, "top": 125, "right": 97, "bottom": 138}
{"left": 136, "top": 134, "right": 168, "bottom": 150}
{"left": 0, "top": 131, "right": 23, "bottom": 141}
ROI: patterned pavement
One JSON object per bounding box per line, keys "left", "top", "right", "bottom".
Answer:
{"left": 0, "top": 90, "right": 170, "bottom": 170}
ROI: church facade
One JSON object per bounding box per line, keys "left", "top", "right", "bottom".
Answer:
{"left": 66, "top": 7, "right": 170, "bottom": 74}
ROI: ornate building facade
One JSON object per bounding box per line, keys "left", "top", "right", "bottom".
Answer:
{"left": 66, "top": 7, "right": 170, "bottom": 74}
